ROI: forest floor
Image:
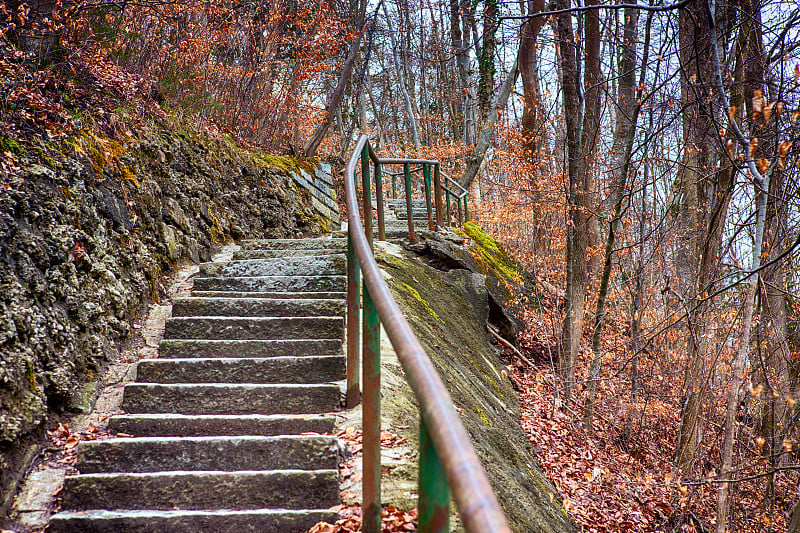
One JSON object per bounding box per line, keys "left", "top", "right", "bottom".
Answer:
{"left": 502, "top": 291, "right": 793, "bottom": 533}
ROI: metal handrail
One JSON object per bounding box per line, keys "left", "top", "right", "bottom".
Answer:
{"left": 440, "top": 171, "right": 470, "bottom": 224}
{"left": 344, "top": 134, "right": 509, "bottom": 533}
{"left": 441, "top": 171, "right": 468, "bottom": 198}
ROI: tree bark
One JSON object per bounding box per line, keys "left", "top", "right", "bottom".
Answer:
{"left": 673, "top": 0, "right": 724, "bottom": 475}
{"left": 478, "top": 0, "right": 498, "bottom": 121}
{"left": 450, "top": 0, "right": 476, "bottom": 145}
{"left": 519, "top": 0, "right": 546, "bottom": 159}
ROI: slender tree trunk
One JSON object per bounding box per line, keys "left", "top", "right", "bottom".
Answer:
{"left": 673, "top": 0, "right": 722, "bottom": 474}
{"left": 519, "top": 0, "right": 546, "bottom": 159}
{"left": 450, "top": 0, "right": 474, "bottom": 145}
{"left": 382, "top": 3, "right": 420, "bottom": 150}
{"left": 584, "top": 7, "right": 646, "bottom": 428}
{"left": 554, "top": 0, "right": 584, "bottom": 403}
{"left": 302, "top": 0, "right": 367, "bottom": 157}
{"left": 458, "top": 53, "right": 519, "bottom": 190}
{"left": 478, "top": 0, "right": 498, "bottom": 121}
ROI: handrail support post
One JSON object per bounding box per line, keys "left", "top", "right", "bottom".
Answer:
{"left": 374, "top": 162, "right": 386, "bottom": 241}
{"left": 433, "top": 164, "right": 443, "bottom": 230}
{"left": 419, "top": 418, "right": 451, "bottom": 532}
{"left": 423, "top": 163, "right": 434, "bottom": 231}
{"left": 403, "top": 162, "right": 416, "bottom": 243}
{"left": 362, "top": 287, "right": 382, "bottom": 533}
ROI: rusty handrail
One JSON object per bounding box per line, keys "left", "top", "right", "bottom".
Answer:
{"left": 345, "top": 134, "right": 509, "bottom": 533}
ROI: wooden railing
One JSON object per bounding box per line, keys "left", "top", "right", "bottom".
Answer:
{"left": 344, "top": 135, "right": 509, "bottom": 533}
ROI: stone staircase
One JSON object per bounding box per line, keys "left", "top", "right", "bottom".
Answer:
{"left": 50, "top": 237, "right": 348, "bottom": 533}
{"left": 379, "top": 197, "right": 434, "bottom": 239}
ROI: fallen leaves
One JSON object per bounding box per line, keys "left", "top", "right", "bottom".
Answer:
{"left": 307, "top": 504, "right": 418, "bottom": 532}
{"left": 336, "top": 427, "right": 411, "bottom": 455}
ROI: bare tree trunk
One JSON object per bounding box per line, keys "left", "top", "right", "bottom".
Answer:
{"left": 673, "top": 0, "right": 722, "bottom": 475}
{"left": 457, "top": 54, "right": 519, "bottom": 190}
{"left": 554, "top": 0, "right": 584, "bottom": 403}
{"left": 450, "top": 0, "right": 475, "bottom": 145}
{"left": 584, "top": 7, "right": 647, "bottom": 428}
{"left": 477, "top": 0, "right": 498, "bottom": 121}
{"left": 382, "top": 2, "right": 420, "bottom": 150}
{"left": 519, "top": 0, "right": 546, "bottom": 159}
{"left": 302, "top": 0, "right": 367, "bottom": 157}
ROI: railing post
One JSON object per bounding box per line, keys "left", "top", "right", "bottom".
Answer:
{"left": 362, "top": 287, "right": 382, "bottom": 533}
{"left": 403, "top": 162, "right": 416, "bottom": 243}
{"left": 463, "top": 195, "right": 469, "bottom": 223}
{"left": 361, "top": 144, "right": 373, "bottom": 249}
{"left": 419, "top": 418, "right": 450, "bottom": 532}
{"left": 457, "top": 198, "right": 463, "bottom": 226}
{"left": 392, "top": 175, "right": 397, "bottom": 199}
{"left": 346, "top": 177, "right": 361, "bottom": 408}
{"left": 433, "top": 165, "right": 443, "bottom": 230}
{"left": 445, "top": 189, "right": 451, "bottom": 228}
{"left": 423, "top": 163, "right": 434, "bottom": 231}
{"left": 374, "top": 162, "right": 386, "bottom": 241}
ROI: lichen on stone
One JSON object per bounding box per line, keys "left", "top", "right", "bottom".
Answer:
{"left": 373, "top": 242, "right": 576, "bottom": 532}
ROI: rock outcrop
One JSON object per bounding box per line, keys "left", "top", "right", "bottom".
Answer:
{"left": 365, "top": 240, "right": 575, "bottom": 532}
{"left": 0, "top": 127, "right": 338, "bottom": 514}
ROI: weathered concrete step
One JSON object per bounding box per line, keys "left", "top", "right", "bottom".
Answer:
{"left": 75, "top": 436, "right": 341, "bottom": 473}
{"left": 192, "top": 275, "right": 346, "bottom": 293}
{"left": 241, "top": 238, "right": 347, "bottom": 250}
{"left": 49, "top": 508, "right": 338, "bottom": 533}
{"left": 234, "top": 248, "right": 344, "bottom": 260}
{"left": 108, "top": 413, "right": 335, "bottom": 437}
{"left": 159, "top": 339, "right": 342, "bottom": 359}
{"left": 190, "top": 291, "right": 346, "bottom": 300}
{"left": 163, "top": 317, "right": 343, "bottom": 340}
{"left": 136, "top": 356, "right": 345, "bottom": 384}
{"left": 199, "top": 255, "right": 345, "bottom": 278}
{"left": 171, "top": 297, "right": 345, "bottom": 318}
{"left": 122, "top": 383, "right": 341, "bottom": 415}
{"left": 60, "top": 470, "right": 339, "bottom": 511}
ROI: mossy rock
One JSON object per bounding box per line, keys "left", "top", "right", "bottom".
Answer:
{"left": 374, "top": 242, "right": 576, "bottom": 533}
{"left": 411, "top": 227, "right": 535, "bottom": 345}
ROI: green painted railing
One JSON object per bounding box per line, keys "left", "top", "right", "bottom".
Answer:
{"left": 344, "top": 135, "right": 507, "bottom": 533}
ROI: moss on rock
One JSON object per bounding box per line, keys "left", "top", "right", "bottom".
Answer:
{"left": 0, "top": 122, "right": 339, "bottom": 514}
{"left": 373, "top": 242, "right": 576, "bottom": 533}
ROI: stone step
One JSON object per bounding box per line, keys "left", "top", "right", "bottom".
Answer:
{"left": 241, "top": 238, "right": 347, "bottom": 250}
{"left": 121, "top": 383, "right": 341, "bottom": 415}
{"left": 383, "top": 199, "right": 427, "bottom": 207}
{"left": 135, "top": 356, "right": 345, "bottom": 384}
{"left": 234, "top": 248, "right": 343, "bottom": 260}
{"left": 159, "top": 339, "right": 342, "bottom": 359}
{"left": 171, "top": 297, "right": 345, "bottom": 318}
{"left": 108, "top": 413, "right": 335, "bottom": 437}
{"left": 59, "top": 470, "right": 339, "bottom": 511}
{"left": 163, "top": 317, "right": 343, "bottom": 340}
{"left": 49, "top": 508, "right": 338, "bottom": 533}
{"left": 192, "top": 275, "right": 346, "bottom": 293}
{"left": 395, "top": 209, "right": 430, "bottom": 220}
{"left": 199, "top": 255, "right": 345, "bottom": 278}
{"left": 75, "top": 436, "right": 341, "bottom": 473}
{"left": 189, "top": 291, "right": 346, "bottom": 300}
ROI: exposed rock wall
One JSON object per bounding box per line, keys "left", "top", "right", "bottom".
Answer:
{"left": 0, "top": 128, "right": 336, "bottom": 513}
